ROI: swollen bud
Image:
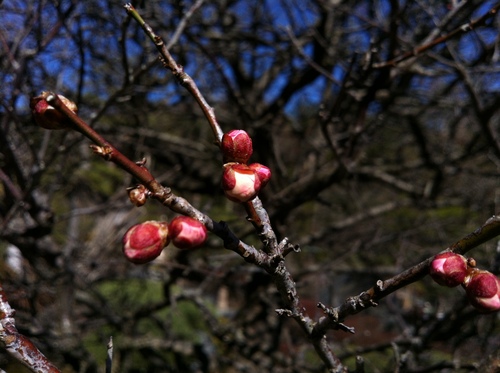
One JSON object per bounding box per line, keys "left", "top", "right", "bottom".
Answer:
{"left": 30, "top": 91, "right": 77, "bottom": 130}
{"left": 248, "top": 163, "right": 271, "bottom": 188}
{"left": 168, "top": 216, "right": 208, "bottom": 249}
{"left": 221, "top": 129, "right": 253, "bottom": 163}
{"left": 222, "top": 163, "right": 261, "bottom": 203}
{"left": 429, "top": 252, "right": 468, "bottom": 287}
{"left": 122, "top": 221, "right": 170, "bottom": 264}
{"left": 463, "top": 270, "right": 500, "bottom": 313}
{"left": 128, "top": 185, "right": 149, "bottom": 207}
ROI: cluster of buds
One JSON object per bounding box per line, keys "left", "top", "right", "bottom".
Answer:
{"left": 220, "top": 130, "right": 271, "bottom": 203}
{"left": 30, "top": 92, "right": 77, "bottom": 130}
{"left": 430, "top": 252, "right": 500, "bottom": 313}
{"left": 122, "top": 217, "right": 208, "bottom": 264}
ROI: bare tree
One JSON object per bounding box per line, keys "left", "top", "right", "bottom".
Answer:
{"left": 1, "top": 0, "right": 500, "bottom": 372}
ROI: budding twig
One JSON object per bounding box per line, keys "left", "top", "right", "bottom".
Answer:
{"left": 123, "top": 6, "right": 347, "bottom": 372}
{"left": 312, "top": 215, "right": 500, "bottom": 336}
{"left": 43, "top": 92, "right": 271, "bottom": 266}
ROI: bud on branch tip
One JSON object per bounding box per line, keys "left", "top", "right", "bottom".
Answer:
{"left": 221, "top": 129, "right": 253, "bottom": 163}
{"left": 30, "top": 91, "right": 77, "bottom": 130}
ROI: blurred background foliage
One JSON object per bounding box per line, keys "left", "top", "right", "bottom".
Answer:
{"left": 1, "top": 0, "right": 500, "bottom": 372}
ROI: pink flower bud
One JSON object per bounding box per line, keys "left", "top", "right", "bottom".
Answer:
{"left": 122, "top": 221, "right": 170, "bottom": 264}
{"left": 248, "top": 163, "right": 271, "bottom": 188}
{"left": 464, "top": 270, "right": 500, "bottom": 313}
{"left": 221, "top": 129, "right": 253, "bottom": 163}
{"left": 168, "top": 216, "right": 208, "bottom": 249}
{"left": 429, "top": 252, "right": 468, "bottom": 287}
{"left": 30, "top": 91, "right": 77, "bottom": 130}
{"left": 222, "top": 163, "right": 261, "bottom": 203}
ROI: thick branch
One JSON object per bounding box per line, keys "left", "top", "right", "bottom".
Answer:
{"left": 0, "top": 284, "right": 60, "bottom": 373}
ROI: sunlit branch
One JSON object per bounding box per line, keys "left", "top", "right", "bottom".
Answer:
{"left": 0, "top": 284, "right": 61, "bottom": 373}
{"left": 312, "top": 215, "right": 500, "bottom": 336}
{"left": 124, "top": 3, "right": 224, "bottom": 144}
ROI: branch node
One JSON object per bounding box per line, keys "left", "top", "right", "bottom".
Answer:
{"left": 275, "top": 308, "right": 294, "bottom": 317}
{"left": 89, "top": 145, "right": 113, "bottom": 160}
{"left": 375, "top": 279, "right": 385, "bottom": 292}
{"left": 135, "top": 158, "right": 147, "bottom": 167}
{"left": 317, "top": 302, "right": 339, "bottom": 322}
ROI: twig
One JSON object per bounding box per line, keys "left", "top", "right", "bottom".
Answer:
{"left": 166, "top": 0, "right": 205, "bottom": 50}
{"left": 121, "top": 6, "right": 348, "bottom": 371}
{"left": 374, "top": 4, "right": 500, "bottom": 68}
{"left": 44, "top": 93, "right": 268, "bottom": 267}
{"left": 0, "top": 283, "right": 61, "bottom": 373}
{"left": 312, "top": 215, "right": 500, "bottom": 336}
{"left": 123, "top": 3, "right": 224, "bottom": 144}
{"left": 106, "top": 336, "right": 113, "bottom": 373}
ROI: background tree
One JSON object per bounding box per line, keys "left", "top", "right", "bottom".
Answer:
{"left": 1, "top": 0, "right": 500, "bottom": 372}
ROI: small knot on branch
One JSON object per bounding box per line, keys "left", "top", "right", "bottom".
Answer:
{"left": 89, "top": 145, "right": 113, "bottom": 160}
{"left": 317, "top": 302, "right": 338, "bottom": 322}
{"left": 275, "top": 308, "right": 294, "bottom": 317}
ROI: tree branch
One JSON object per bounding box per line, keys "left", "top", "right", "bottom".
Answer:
{"left": 0, "top": 283, "right": 60, "bottom": 373}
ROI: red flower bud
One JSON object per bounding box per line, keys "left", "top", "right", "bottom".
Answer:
{"left": 463, "top": 270, "right": 500, "bottom": 313}
{"left": 168, "top": 216, "right": 208, "bottom": 249}
{"left": 221, "top": 129, "right": 253, "bottom": 163}
{"left": 222, "top": 163, "right": 261, "bottom": 203}
{"left": 248, "top": 163, "right": 271, "bottom": 188}
{"left": 122, "top": 221, "right": 170, "bottom": 264}
{"left": 429, "top": 252, "right": 468, "bottom": 287}
{"left": 30, "top": 91, "right": 77, "bottom": 130}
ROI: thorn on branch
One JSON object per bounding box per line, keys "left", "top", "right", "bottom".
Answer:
{"left": 317, "top": 303, "right": 355, "bottom": 334}
{"left": 336, "top": 322, "right": 355, "bottom": 334}
{"left": 317, "top": 302, "right": 338, "bottom": 322}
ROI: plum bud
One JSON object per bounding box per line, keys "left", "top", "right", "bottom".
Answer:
{"left": 128, "top": 185, "right": 148, "bottom": 207}
{"left": 30, "top": 91, "right": 77, "bottom": 130}
{"left": 248, "top": 163, "right": 271, "bottom": 188}
{"left": 429, "top": 252, "right": 468, "bottom": 287}
{"left": 122, "top": 221, "right": 170, "bottom": 264}
{"left": 463, "top": 270, "right": 500, "bottom": 313}
{"left": 222, "top": 163, "right": 261, "bottom": 203}
{"left": 221, "top": 129, "right": 253, "bottom": 163}
{"left": 168, "top": 216, "right": 208, "bottom": 249}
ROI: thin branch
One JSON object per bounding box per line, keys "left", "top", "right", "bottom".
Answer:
{"left": 374, "top": 3, "right": 500, "bottom": 68}
{"left": 312, "top": 215, "right": 500, "bottom": 336}
{"left": 44, "top": 93, "right": 268, "bottom": 267}
{"left": 123, "top": 3, "right": 224, "bottom": 144}
{"left": 166, "top": 0, "right": 205, "bottom": 50}
{"left": 106, "top": 336, "right": 113, "bottom": 373}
